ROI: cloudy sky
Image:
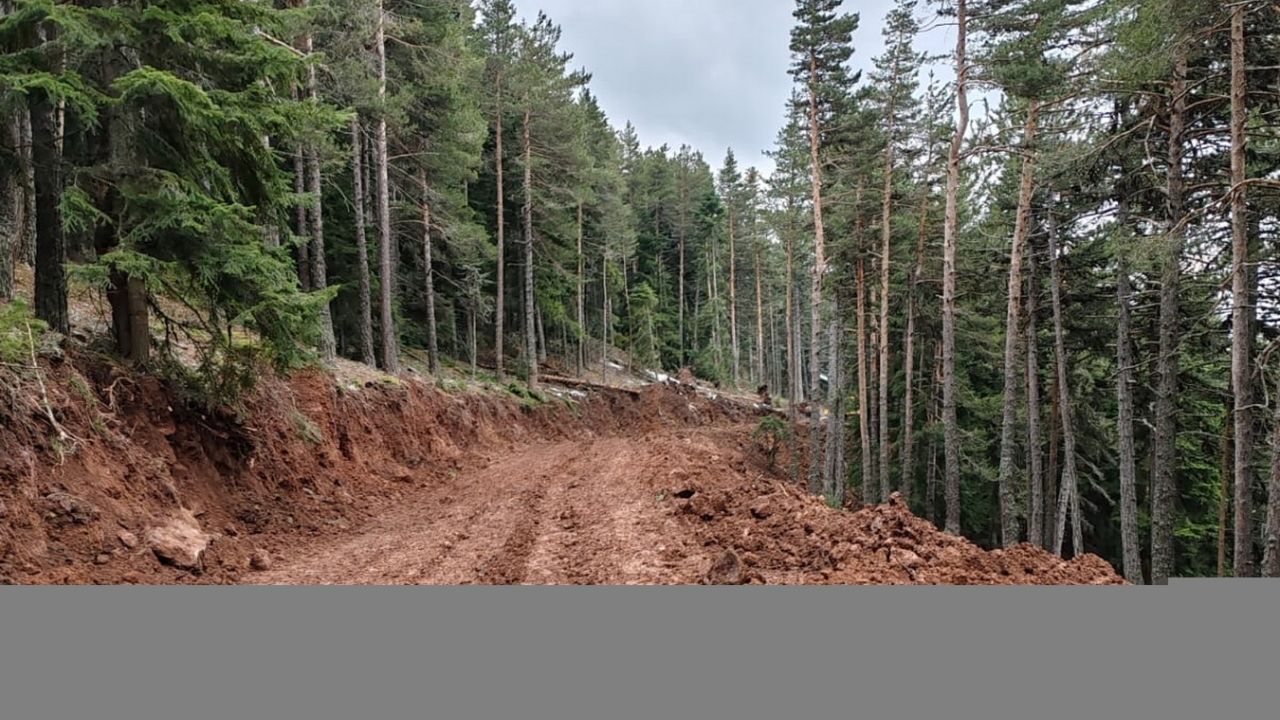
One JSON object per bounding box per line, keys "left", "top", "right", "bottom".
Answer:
{"left": 510, "top": 0, "right": 956, "bottom": 175}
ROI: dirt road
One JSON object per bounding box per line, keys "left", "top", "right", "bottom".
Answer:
{"left": 255, "top": 429, "right": 735, "bottom": 585}
{"left": 253, "top": 419, "right": 1124, "bottom": 586}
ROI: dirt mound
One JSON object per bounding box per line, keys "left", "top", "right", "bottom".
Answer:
{"left": 667, "top": 476, "right": 1123, "bottom": 585}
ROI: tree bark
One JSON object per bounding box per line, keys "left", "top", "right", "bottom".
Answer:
{"left": 350, "top": 119, "right": 376, "bottom": 366}
{"left": 1229, "top": 3, "right": 1254, "bottom": 578}
{"left": 1, "top": 112, "right": 16, "bottom": 301}
{"left": 418, "top": 168, "right": 440, "bottom": 375}
{"left": 302, "top": 23, "right": 335, "bottom": 362}
{"left": 1025, "top": 241, "right": 1046, "bottom": 550}
{"left": 805, "top": 55, "right": 830, "bottom": 497}
{"left": 857, "top": 254, "right": 873, "bottom": 505}
{"left": 576, "top": 202, "right": 586, "bottom": 375}
{"left": 1116, "top": 252, "right": 1142, "bottom": 584}
{"left": 1265, "top": 400, "right": 1280, "bottom": 577}
{"left": 996, "top": 101, "right": 1039, "bottom": 548}
{"left": 901, "top": 195, "right": 928, "bottom": 510}
{"left": 31, "top": 90, "right": 67, "bottom": 334}
{"left": 1150, "top": 46, "right": 1187, "bottom": 585}
{"left": 941, "top": 0, "right": 968, "bottom": 535}
{"left": 521, "top": 108, "right": 538, "bottom": 389}
{"left": 755, "top": 244, "right": 766, "bottom": 387}
{"left": 374, "top": 0, "right": 397, "bottom": 373}
{"left": 728, "top": 206, "right": 740, "bottom": 387}
{"left": 825, "top": 297, "right": 843, "bottom": 504}
{"left": 1048, "top": 199, "right": 1082, "bottom": 559}
{"left": 293, "top": 146, "right": 311, "bottom": 292}
{"left": 493, "top": 73, "right": 507, "bottom": 380}
{"left": 1219, "top": 411, "right": 1232, "bottom": 577}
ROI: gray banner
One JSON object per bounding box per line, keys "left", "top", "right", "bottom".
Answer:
{"left": 2, "top": 586, "right": 1276, "bottom": 719}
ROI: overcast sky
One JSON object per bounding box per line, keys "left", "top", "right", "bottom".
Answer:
{"left": 510, "top": 0, "right": 956, "bottom": 176}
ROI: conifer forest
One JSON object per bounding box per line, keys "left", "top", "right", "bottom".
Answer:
{"left": 3, "top": 0, "right": 1280, "bottom": 586}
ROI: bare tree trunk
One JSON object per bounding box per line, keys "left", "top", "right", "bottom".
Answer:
{"left": 31, "top": 89, "right": 67, "bottom": 334}
{"left": 1219, "top": 412, "right": 1233, "bottom": 577}
{"left": 678, "top": 166, "right": 688, "bottom": 368}
{"left": 493, "top": 74, "right": 507, "bottom": 380}
{"left": 857, "top": 256, "right": 872, "bottom": 505}
{"left": 418, "top": 168, "right": 440, "bottom": 374}
{"left": 1265, "top": 400, "right": 1280, "bottom": 577}
{"left": 350, "top": 119, "right": 376, "bottom": 366}
{"left": 521, "top": 108, "right": 538, "bottom": 389}
{"left": 877, "top": 203, "right": 892, "bottom": 509}
{"left": 941, "top": 0, "right": 969, "bottom": 535}
{"left": 294, "top": 146, "right": 311, "bottom": 291}
{"left": 728, "top": 207, "right": 740, "bottom": 387}
{"left": 755, "top": 244, "right": 766, "bottom": 387}
{"left": 996, "top": 101, "right": 1039, "bottom": 548}
{"left": 1151, "top": 45, "right": 1187, "bottom": 586}
{"left": 1048, "top": 199, "right": 1082, "bottom": 559}
{"left": 19, "top": 108, "right": 35, "bottom": 268}
{"left": 601, "top": 247, "right": 610, "bottom": 384}
{"left": 1229, "top": 3, "right": 1254, "bottom": 578}
{"left": 901, "top": 196, "right": 928, "bottom": 509}
{"left": 1, "top": 111, "right": 16, "bottom": 301}
{"left": 927, "top": 343, "right": 942, "bottom": 524}
{"left": 374, "top": 0, "right": 397, "bottom": 373}
{"left": 301, "top": 17, "right": 336, "bottom": 362}
{"left": 577, "top": 202, "right": 586, "bottom": 375}
{"left": 1026, "top": 231, "right": 1046, "bottom": 550}
{"left": 1117, "top": 253, "right": 1142, "bottom": 583}
{"left": 805, "top": 59, "right": 829, "bottom": 497}
{"left": 825, "top": 297, "right": 843, "bottom": 504}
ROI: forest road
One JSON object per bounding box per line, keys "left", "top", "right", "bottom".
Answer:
{"left": 253, "top": 428, "right": 743, "bottom": 585}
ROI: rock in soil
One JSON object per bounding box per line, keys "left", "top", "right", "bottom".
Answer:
{"left": 147, "top": 509, "right": 210, "bottom": 571}
{"left": 705, "top": 549, "right": 744, "bottom": 585}
{"left": 249, "top": 549, "right": 273, "bottom": 572}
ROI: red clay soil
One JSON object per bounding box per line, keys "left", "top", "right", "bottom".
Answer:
{"left": 0, "top": 354, "right": 1122, "bottom": 586}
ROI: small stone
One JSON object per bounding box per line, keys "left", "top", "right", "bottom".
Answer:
{"left": 0, "top": 499, "right": 7, "bottom": 518}
{"left": 749, "top": 498, "right": 774, "bottom": 520}
{"left": 893, "top": 548, "right": 925, "bottom": 569}
{"left": 117, "top": 530, "right": 139, "bottom": 549}
{"left": 94, "top": 553, "right": 111, "bottom": 565}
{"left": 249, "top": 549, "right": 272, "bottom": 572}
{"left": 704, "top": 549, "right": 745, "bottom": 585}
{"left": 223, "top": 524, "right": 239, "bottom": 538}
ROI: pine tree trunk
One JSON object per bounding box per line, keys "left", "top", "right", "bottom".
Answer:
{"left": 877, "top": 87, "right": 902, "bottom": 508}
{"left": 901, "top": 197, "right": 928, "bottom": 509}
{"left": 577, "top": 202, "right": 586, "bottom": 375}
{"left": 1265, "top": 401, "right": 1280, "bottom": 577}
{"left": 755, "top": 245, "right": 766, "bottom": 387}
{"left": 825, "top": 297, "right": 842, "bottom": 504}
{"left": 805, "top": 62, "right": 829, "bottom": 497}
{"left": 601, "top": 248, "right": 610, "bottom": 384}
{"left": 1, "top": 111, "right": 16, "bottom": 301}
{"left": 31, "top": 90, "right": 67, "bottom": 334}
{"left": 1116, "top": 253, "right": 1142, "bottom": 584}
{"left": 521, "top": 108, "right": 538, "bottom": 389}
{"left": 728, "top": 208, "right": 740, "bottom": 387}
{"left": 1219, "top": 412, "right": 1232, "bottom": 577}
{"left": 1025, "top": 221, "right": 1046, "bottom": 550}
{"left": 350, "top": 119, "right": 376, "bottom": 366}
{"left": 941, "top": 0, "right": 968, "bottom": 535}
{"left": 995, "top": 101, "right": 1039, "bottom": 548}
{"left": 294, "top": 145, "right": 311, "bottom": 292}
{"left": 1048, "top": 199, "right": 1081, "bottom": 559}
{"left": 418, "top": 168, "right": 440, "bottom": 375}
{"left": 19, "top": 107, "right": 35, "bottom": 268}
{"left": 494, "top": 76, "right": 506, "bottom": 380}
{"left": 374, "top": 1, "right": 397, "bottom": 373}
{"left": 678, "top": 169, "right": 688, "bottom": 368}
{"left": 857, "top": 256, "right": 872, "bottom": 505}
{"left": 1229, "top": 3, "right": 1254, "bottom": 578}
{"left": 1151, "top": 46, "right": 1187, "bottom": 585}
